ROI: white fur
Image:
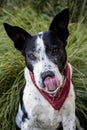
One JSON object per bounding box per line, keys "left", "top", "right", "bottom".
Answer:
{"left": 33, "top": 35, "right": 64, "bottom": 91}
{"left": 16, "top": 64, "right": 76, "bottom": 130}
{"left": 16, "top": 36, "right": 83, "bottom": 130}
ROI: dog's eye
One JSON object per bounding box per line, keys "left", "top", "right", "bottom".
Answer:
{"left": 28, "top": 53, "right": 36, "bottom": 60}
{"left": 52, "top": 48, "right": 59, "bottom": 55}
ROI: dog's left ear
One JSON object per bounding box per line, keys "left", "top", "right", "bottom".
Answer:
{"left": 49, "top": 8, "right": 69, "bottom": 46}
{"left": 4, "top": 23, "right": 31, "bottom": 53}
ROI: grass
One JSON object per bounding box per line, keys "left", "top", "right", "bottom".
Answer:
{"left": 0, "top": 5, "right": 87, "bottom": 130}
{"left": 68, "top": 23, "right": 87, "bottom": 126}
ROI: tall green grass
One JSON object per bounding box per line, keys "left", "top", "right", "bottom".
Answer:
{"left": 0, "top": 5, "right": 87, "bottom": 130}
{"left": 68, "top": 23, "right": 87, "bottom": 126}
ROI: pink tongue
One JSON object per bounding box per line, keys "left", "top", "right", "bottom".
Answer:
{"left": 44, "top": 77, "right": 59, "bottom": 91}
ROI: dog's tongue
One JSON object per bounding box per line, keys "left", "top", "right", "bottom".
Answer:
{"left": 44, "top": 77, "right": 59, "bottom": 91}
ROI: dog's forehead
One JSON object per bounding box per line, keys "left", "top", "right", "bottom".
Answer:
{"left": 25, "top": 31, "right": 61, "bottom": 53}
{"left": 34, "top": 31, "right": 60, "bottom": 49}
{"left": 25, "top": 32, "right": 45, "bottom": 53}
{"left": 35, "top": 32, "right": 45, "bottom": 50}
{"left": 34, "top": 31, "right": 56, "bottom": 53}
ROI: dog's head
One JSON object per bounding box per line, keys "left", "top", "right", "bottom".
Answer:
{"left": 4, "top": 9, "right": 69, "bottom": 95}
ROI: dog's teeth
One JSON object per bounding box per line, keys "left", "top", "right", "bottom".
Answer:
{"left": 45, "top": 87, "right": 48, "bottom": 91}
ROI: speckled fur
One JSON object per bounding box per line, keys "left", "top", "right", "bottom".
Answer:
{"left": 4, "top": 9, "right": 84, "bottom": 130}
{"left": 16, "top": 64, "right": 76, "bottom": 130}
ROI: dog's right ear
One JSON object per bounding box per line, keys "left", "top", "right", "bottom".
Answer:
{"left": 49, "top": 9, "right": 69, "bottom": 46}
{"left": 4, "top": 23, "right": 31, "bottom": 53}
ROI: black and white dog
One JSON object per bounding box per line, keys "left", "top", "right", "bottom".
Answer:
{"left": 4, "top": 9, "right": 83, "bottom": 130}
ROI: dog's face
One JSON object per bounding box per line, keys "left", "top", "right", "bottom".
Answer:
{"left": 4, "top": 9, "right": 69, "bottom": 94}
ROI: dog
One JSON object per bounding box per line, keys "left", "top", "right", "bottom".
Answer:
{"left": 4, "top": 9, "right": 83, "bottom": 130}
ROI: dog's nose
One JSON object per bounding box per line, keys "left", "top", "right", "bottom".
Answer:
{"left": 41, "top": 71, "right": 55, "bottom": 81}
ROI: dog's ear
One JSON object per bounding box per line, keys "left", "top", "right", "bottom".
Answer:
{"left": 49, "top": 8, "right": 69, "bottom": 46}
{"left": 4, "top": 23, "right": 31, "bottom": 52}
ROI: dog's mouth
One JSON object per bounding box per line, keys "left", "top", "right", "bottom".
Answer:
{"left": 43, "top": 76, "right": 60, "bottom": 94}
{"left": 29, "top": 71, "right": 62, "bottom": 96}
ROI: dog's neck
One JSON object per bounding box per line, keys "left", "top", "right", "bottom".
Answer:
{"left": 29, "top": 63, "right": 71, "bottom": 111}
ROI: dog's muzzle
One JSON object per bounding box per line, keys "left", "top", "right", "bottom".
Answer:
{"left": 29, "top": 63, "right": 71, "bottom": 110}
{"left": 41, "top": 71, "right": 60, "bottom": 92}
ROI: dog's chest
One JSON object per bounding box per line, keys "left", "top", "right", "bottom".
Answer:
{"left": 32, "top": 104, "right": 61, "bottom": 129}
{"left": 22, "top": 66, "right": 75, "bottom": 129}
{"left": 23, "top": 82, "right": 62, "bottom": 129}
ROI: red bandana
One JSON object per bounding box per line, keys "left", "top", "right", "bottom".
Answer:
{"left": 29, "top": 63, "right": 71, "bottom": 111}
